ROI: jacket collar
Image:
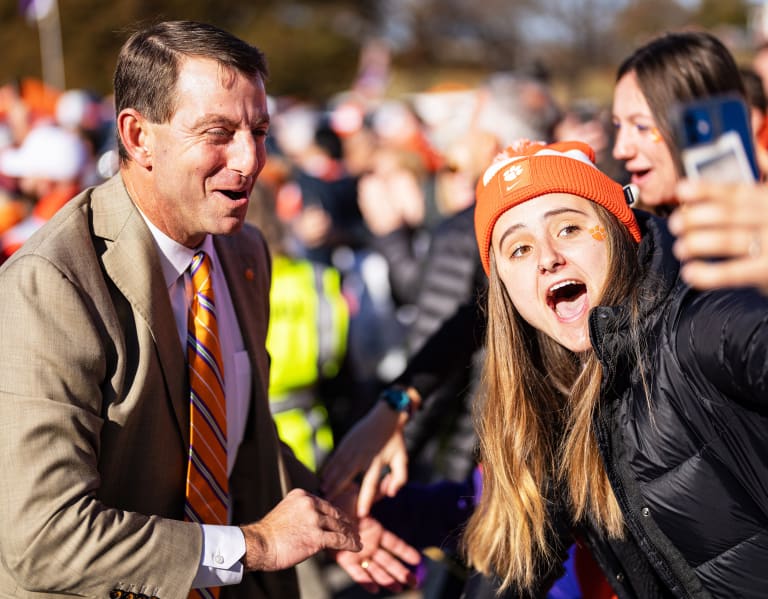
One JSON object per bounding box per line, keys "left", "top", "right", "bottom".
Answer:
{"left": 589, "top": 210, "right": 682, "bottom": 374}
{"left": 92, "top": 174, "right": 190, "bottom": 447}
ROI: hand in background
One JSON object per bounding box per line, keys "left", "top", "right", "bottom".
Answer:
{"left": 669, "top": 179, "right": 768, "bottom": 294}
{"left": 321, "top": 400, "right": 409, "bottom": 517}
{"left": 358, "top": 152, "right": 425, "bottom": 237}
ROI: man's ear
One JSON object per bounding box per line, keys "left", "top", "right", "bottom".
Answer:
{"left": 117, "top": 108, "right": 154, "bottom": 168}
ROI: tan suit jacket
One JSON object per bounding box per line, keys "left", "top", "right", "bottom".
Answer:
{"left": 0, "top": 175, "right": 315, "bottom": 599}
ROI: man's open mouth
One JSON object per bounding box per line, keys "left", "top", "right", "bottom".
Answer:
{"left": 546, "top": 280, "right": 587, "bottom": 320}
{"left": 219, "top": 189, "right": 248, "bottom": 201}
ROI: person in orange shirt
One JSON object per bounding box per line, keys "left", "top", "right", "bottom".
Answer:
{"left": 0, "top": 124, "right": 89, "bottom": 261}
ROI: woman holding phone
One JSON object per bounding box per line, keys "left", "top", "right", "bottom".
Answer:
{"left": 323, "top": 28, "right": 765, "bottom": 519}
{"left": 611, "top": 30, "right": 747, "bottom": 213}
{"left": 611, "top": 30, "right": 768, "bottom": 293}
{"left": 323, "top": 29, "right": 758, "bottom": 512}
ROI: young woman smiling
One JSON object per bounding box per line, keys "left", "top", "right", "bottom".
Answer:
{"left": 611, "top": 30, "right": 746, "bottom": 213}
{"left": 612, "top": 30, "right": 768, "bottom": 300}
{"left": 464, "top": 140, "right": 768, "bottom": 598}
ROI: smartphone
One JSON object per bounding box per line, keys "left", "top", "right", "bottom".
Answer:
{"left": 670, "top": 93, "right": 759, "bottom": 183}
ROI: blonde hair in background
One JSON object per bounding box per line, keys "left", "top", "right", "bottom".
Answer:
{"left": 463, "top": 205, "right": 643, "bottom": 592}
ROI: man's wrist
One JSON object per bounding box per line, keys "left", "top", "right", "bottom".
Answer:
{"left": 239, "top": 523, "right": 267, "bottom": 572}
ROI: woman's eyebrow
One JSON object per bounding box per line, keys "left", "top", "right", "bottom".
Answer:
{"left": 498, "top": 208, "right": 589, "bottom": 248}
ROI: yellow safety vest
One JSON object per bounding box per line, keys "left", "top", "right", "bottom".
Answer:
{"left": 266, "top": 255, "right": 349, "bottom": 471}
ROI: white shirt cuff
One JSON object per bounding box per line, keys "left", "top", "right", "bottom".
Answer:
{"left": 191, "top": 524, "right": 246, "bottom": 589}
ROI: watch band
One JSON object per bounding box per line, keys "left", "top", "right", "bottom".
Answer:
{"left": 379, "top": 387, "right": 415, "bottom": 416}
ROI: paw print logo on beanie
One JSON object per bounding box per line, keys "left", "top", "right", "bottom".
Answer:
{"left": 503, "top": 164, "right": 524, "bottom": 182}
{"left": 501, "top": 162, "right": 530, "bottom": 193}
{"left": 474, "top": 139, "right": 643, "bottom": 275}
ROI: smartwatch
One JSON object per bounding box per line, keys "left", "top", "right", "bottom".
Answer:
{"left": 379, "top": 387, "right": 416, "bottom": 416}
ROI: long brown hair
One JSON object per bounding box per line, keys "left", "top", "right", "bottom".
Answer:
{"left": 464, "top": 204, "right": 642, "bottom": 592}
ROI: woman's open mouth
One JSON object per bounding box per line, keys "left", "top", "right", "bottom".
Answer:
{"left": 546, "top": 280, "right": 588, "bottom": 321}
{"left": 630, "top": 169, "right": 651, "bottom": 185}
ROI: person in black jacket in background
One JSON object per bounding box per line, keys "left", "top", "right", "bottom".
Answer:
{"left": 464, "top": 139, "right": 768, "bottom": 598}
{"left": 351, "top": 72, "right": 562, "bottom": 489}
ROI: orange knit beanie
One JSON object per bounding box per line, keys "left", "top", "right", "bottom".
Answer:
{"left": 474, "top": 140, "right": 642, "bottom": 275}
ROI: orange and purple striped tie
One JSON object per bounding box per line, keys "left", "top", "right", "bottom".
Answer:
{"left": 186, "top": 251, "right": 228, "bottom": 599}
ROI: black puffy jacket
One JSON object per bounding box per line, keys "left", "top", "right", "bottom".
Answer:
{"left": 377, "top": 205, "right": 488, "bottom": 483}
{"left": 401, "top": 205, "right": 487, "bottom": 483}
{"left": 584, "top": 212, "right": 768, "bottom": 598}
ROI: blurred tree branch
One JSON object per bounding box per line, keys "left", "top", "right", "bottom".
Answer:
{"left": 0, "top": 0, "right": 755, "bottom": 107}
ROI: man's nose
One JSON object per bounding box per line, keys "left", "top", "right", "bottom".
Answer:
{"left": 228, "top": 131, "right": 262, "bottom": 179}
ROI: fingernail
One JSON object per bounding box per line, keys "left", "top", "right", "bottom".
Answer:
{"left": 679, "top": 263, "right": 692, "bottom": 284}
{"left": 672, "top": 240, "right": 685, "bottom": 260}
{"left": 667, "top": 212, "right": 681, "bottom": 234}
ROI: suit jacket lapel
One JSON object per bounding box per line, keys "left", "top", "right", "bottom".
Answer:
{"left": 92, "top": 176, "right": 189, "bottom": 448}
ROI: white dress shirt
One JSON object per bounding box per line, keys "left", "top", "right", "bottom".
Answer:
{"left": 141, "top": 214, "right": 250, "bottom": 588}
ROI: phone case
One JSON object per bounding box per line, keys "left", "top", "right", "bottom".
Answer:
{"left": 670, "top": 94, "right": 759, "bottom": 182}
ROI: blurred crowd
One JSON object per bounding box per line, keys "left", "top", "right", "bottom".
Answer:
{"left": 3, "top": 30, "right": 768, "bottom": 498}
{"left": 0, "top": 78, "right": 117, "bottom": 260}
{"left": 249, "top": 67, "right": 622, "bottom": 493}
{"left": 3, "top": 28, "right": 768, "bottom": 597}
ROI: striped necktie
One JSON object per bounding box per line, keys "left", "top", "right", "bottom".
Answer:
{"left": 185, "top": 251, "right": 228, "bottom": 599}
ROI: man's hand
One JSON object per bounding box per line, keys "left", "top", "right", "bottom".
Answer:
{"left": 239, "top": 488, "right": 361, "bottom": 571}
{"left": 669, "top": 179, "right": 768, "bottom": 294}
{"left": 321, "top": 400, "right": 409, "bottom": 516}
{"left": 334, "top": 515, "right": 421, "bottom": 595}
{"left": 321, "top": 485, "right": 421, "bottom": 594}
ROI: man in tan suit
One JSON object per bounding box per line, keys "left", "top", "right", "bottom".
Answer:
{"left": 0, "top": 20, "right": 418, "bottom": 599}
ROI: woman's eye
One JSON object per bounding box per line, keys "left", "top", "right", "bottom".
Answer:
{"left": 511, "top": 244, "right": 531, "bottom": 258}
{"left": 559, "top": 224, "right": 580, "bottom": 237}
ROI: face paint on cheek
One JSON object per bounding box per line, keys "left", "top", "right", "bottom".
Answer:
{"left": 649, "top": 127, "right": 662, "bottom": 143}
{"left": 590, "top": 225, "right": 607, "bottom": 241}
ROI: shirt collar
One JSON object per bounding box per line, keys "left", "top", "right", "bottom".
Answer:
{"left": 137, "top": 210, "right": 215, "bottom": 289}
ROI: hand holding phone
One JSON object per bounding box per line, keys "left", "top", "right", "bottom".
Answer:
{"left": 668, "top": 94, "right": 768, "bottom": 290}
{"left": 670, "top": 94, "right": 758, "bottom": 183}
